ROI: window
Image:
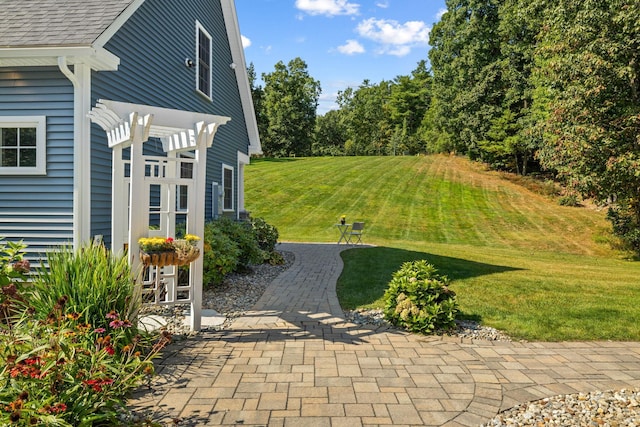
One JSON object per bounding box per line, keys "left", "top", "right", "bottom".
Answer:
{"left": 196, "top": 21, "right": 212, "bottom": 98}
{"left": 177, "top": 156, "right": 194, "bottom": 211}
{"left": 0, "top": 116, "right": 46, "bottom": 175}
{"left": 222, "top": 165, "right": 234, "bottom": 211}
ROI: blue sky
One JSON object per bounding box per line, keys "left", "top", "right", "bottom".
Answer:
{"left": 235, "top": 0, "right": 447, "bottom": 114}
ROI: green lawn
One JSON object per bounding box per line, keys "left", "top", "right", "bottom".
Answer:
{"left": 245, "top": 155, "right": 640, "bottom": 341}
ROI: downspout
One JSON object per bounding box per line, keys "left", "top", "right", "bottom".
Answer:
{"left": 58, "top": 56, "right": 91, "bottom": 249}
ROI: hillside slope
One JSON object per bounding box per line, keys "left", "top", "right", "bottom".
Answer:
{"left": 246, "top": 155, "right": 613, "bottom": 257}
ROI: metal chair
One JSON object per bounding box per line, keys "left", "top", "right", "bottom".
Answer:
{"left": 347, "top": 222, "right": 365, "bottom": 245}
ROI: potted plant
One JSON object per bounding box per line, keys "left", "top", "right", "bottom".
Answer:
{"left": 138, "top": 235, "right": 200, "bottom": 267}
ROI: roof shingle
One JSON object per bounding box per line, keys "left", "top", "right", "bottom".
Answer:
{"left": 0, "top": 0, "right": 135, "bottom": 48}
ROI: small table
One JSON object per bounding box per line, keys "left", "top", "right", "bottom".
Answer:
{"left": 335, "top": 223, "right": 351, "bottom": 244}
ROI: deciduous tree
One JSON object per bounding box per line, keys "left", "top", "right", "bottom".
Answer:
{"left": 261, "top": 58, "right": 321, "bottom": 157}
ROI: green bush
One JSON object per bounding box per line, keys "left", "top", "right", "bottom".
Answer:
{"left": 213, "top": 217, "right": 262, "bottom": 267}
{"left": 250, "top": 217, "right": 279, "bottom": 253}
{"left": 202, "top": 222, "right": 240, "bottom": 287}
{"left": 558, "top": 193, "right": 580, "bottom": 207}
{"left": 27, "top": 244, "right": 138, "bottom": 331}
{"left": 607, "top": 205, "right": 640, "bottom": 254}
{"left": 201, "top": 217, "right": 282, "bottom": 286}
{"left": 383, "top": 260, "right": 459, "bottom": 334}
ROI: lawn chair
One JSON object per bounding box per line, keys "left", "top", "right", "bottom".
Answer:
{"left": 347, "top": 222, "right": 365, "bottom": 245}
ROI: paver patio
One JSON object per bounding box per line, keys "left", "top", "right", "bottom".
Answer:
{"left": 129, "top": 243, "right": 640, "bottom": 426}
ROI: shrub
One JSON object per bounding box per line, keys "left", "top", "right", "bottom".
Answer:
{"left": 215, "top": 217, "right": 263, "bottom": 267}
{"left": 250, "top": 217, "right": 279, "bottom": 253}
{"left": 201, "top": 217, "right": 282, "bottom": 286}
{"left": 202, "top": 223, "right": 240, "bottom": 287}
{"left": 0, "top": 238, "right": 30, "bottom": 325}
{"left": 383, "top": 260, "right": 459, "bottom": 334}
{"left": 27, "top": 244, "right": 138, "bottom": 331}
{"left": 558, "top": 193, "right": 580, "bottom": 207}
{"left": 607, "top": 205, "right": 640, "bottom": 254}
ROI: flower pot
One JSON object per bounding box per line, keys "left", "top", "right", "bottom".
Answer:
{"left": 140, "top": 249, "right": 200, "bottom": 267}
{"left": 140, "top": 251, "right": 175, "bottom": 267}
{"left": 175, "top": 248, "right": 200, "bottom": 266}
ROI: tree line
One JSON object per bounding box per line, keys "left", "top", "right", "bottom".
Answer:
{"left": 249, "top": 0, "right": 640, "bottom": 252}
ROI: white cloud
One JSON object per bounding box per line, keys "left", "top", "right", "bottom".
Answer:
{"left": 376, "top": 1, "right": 389, "bottom": 8}
{"left": 356, "top": 18, "right": 429, "bottom": 56}
{"left": 241, "top": 35, "right": 251, "bottom": 49}
{"left": 436, "top": 8, "right": 447, "bottom": 20}
{"left": 295, "top": 0, "right": 360, "bottom": 17}
{"left": 337, "top": 39, "right": 365, "bottom": 55}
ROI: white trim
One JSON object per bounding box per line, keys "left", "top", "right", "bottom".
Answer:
{"left": 222, "top": 163, "right": 234, "bottom": 212}
{"left": 58, "top": 57, "right": 92, "bottom": 248}
{"left": 195, "top": 20, "right": 213, "bottom": 100}
{"left": 0, "top": 46, "right": 119, "bottom": 71}
{"left": 0, "top": 116, "right": 46, "bottom": 175}
{"left": 93, "top": 0, "right": 147, "bottom": 48}
{"left": 220, "top": 0, "right": 262, "bottom": 155}
{"left": 237, "top": 151, "right": 250, "bottom": 214}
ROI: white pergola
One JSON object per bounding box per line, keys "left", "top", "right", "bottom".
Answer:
{"left": 89, "top": 99, "right": 230, "bottom": 331}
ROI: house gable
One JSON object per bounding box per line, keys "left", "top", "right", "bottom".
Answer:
{"left": 0, "top": 0, "right": 260, "bottom": 256}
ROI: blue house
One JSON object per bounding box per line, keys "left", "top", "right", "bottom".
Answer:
{"left": 0, "top": 0, "right": 262, "bottom": 264}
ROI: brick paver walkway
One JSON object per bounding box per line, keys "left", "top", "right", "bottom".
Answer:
{"left": 129, "top": 243, "right": 640, "bottom": 426}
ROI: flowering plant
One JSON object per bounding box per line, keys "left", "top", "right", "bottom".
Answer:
{"left": 137, "top": 236, "right": 174, "bottom": 252}
{"left": 138, "top": 235, "right": 200, "bottom": 252}
{"left": 0, "top": 291, "right": 170, "bottom": 426}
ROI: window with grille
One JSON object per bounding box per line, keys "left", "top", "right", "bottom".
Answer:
{"left": 222, "top": 165, "right": 233, "bottom": 211}
{"left": 196, "top": 22, "right": 212, "bottom": 98}
{"left": 0, "top": 116, "right": 46, "bottom": 175}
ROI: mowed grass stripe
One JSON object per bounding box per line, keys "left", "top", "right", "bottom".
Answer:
{"left": 246, "top": 155, "right": 617, "bottom": 255}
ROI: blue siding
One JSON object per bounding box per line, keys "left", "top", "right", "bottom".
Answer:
{"left": 92, "top": 0, "right": 251, "bottom": 245}
{"left": 0, "top": 67, "right": 74, "bottom": 261}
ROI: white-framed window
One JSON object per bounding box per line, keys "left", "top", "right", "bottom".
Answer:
{"left": 177, "top": 154, "right": 195, "bottom": 211}
{"left": 0, "top": 116, "right": 46, "bottom": 175}
{"left": 222, "top": 164, "right": 234, "bottom": 211}
{"left": 196, "top": 21, "right": 212, "bottom": 99}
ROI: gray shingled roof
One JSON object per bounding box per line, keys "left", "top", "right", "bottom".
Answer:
{"left": 0, "top": 0, "right": 135, "bottom": 48}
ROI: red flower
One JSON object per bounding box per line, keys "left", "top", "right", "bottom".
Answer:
{"left": 104, "top": 346, "right": 115, "bottom": 355}
{"left": 49, "top": 403, "right": 67, "bottom": 414}
{"left": 105, "top": 311, "right": 119, "bottom": 320}
{"left": 83, "top": 378, "right": 114, "bottom": 392}
{"left": 12, "top": 259, "right": 30, "bottom": 273}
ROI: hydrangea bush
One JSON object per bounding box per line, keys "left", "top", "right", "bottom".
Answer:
{"left": 383, "top": 260, "right": 459, "bottom": 334}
